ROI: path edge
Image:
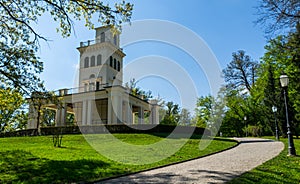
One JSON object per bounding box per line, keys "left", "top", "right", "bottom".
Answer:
{"left": 91, "top": 137, "right": 240, "bottom": 184}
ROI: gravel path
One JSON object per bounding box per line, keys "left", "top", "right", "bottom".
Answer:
{"left": 98, "top": 138, "right": 284, "bottom": 184}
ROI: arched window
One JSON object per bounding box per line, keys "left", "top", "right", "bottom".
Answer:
{"left": 113, "top": 59, "right": 117, "bottom": 70}
{"left": 90, "top": 56, "right": 95, "bottom": 67}
{"left": 117, "top": 61, "right": 121, "bottom": 71}
{"left": 89, "top": 74, "right": 95, "bottom": 79}
{"left": 97, "top": 54, "right": 102, "bottom": 65}
{"left": 109, "top": 56, "right": 113, "bottom": 67}
{"left": 84, "top": 57, "right": 89, "bottom": 68}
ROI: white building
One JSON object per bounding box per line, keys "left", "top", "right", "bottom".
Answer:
{"left": 27, "top": 26, "right": 159, "bottom": 128}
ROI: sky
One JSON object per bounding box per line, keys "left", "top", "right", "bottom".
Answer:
{"left": 36, "top": 0, "right": 267, "bottom": 112}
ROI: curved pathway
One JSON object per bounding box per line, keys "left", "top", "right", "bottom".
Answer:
{"left": 98, "top": 138, "right": 284, "bottom": 184}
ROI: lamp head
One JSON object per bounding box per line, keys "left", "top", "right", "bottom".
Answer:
{"left": 280, "top": 74, "right": 289, "bottom": 87}
{"left": 272, "top": 106, "right": 277, "bottom": 113}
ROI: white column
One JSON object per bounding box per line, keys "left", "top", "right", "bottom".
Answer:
{"left": 82, "top": 100, "right": 87, "bottom": 125}
{"left": 149, "top": 100, "right": 159, "bottom": 124}
{"left": 55, "top": 109, "right": 61, "bottom": 126}
{"left": 116, "top": 96, "right": 122, "bottom": 124}
{"left": 124, "top": 101, "right": 131, "bottom": 124}
{"left": 87, "top": 100, "right": 92, "bottom": 125}
{"left": 27, "top": 102, "right": 38, "bottom": 129}
{"left": 128, "top": 103, "right": 133, "bottom": 124}
{"left": 107, "top": 97, "right": 112, "bottom": 124}
{"left": 60, "top": 102, "right": 67, "bottom": 126}
{"left": 138, "top": 107, "right": 144, "bottom": 124}
{"left": 132, "top": 112, "right": 136, "bottom": 124}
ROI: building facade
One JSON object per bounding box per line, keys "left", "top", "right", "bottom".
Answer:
{"left": 27, "top": 26, "right": 159, "bottom": 128}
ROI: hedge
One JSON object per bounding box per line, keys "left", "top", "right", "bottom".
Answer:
{"left": 0, "top": 124, "right": 210, "bottom": 137}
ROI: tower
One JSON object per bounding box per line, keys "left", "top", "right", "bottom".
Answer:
{"left": 77, "top": 26, "right": 125, "bottom": 92}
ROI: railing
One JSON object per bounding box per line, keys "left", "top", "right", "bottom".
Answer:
{"left": 80, "top": 39, "right": 98, "bottom": 47}
{"left": 79, "top": 39, "right": 123, "bottom": 51}
{"left": 53, "top": 85, "right": 149, "bottom": 102}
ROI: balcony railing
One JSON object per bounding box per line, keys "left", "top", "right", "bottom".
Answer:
{"left": 79, "top": 39, "right": 123, "bottom": 51}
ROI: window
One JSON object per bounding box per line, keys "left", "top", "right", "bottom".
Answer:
{"left": 84, "top": 57, "right": 89, "bottom": 68}
{"left": 113, "top": 59, "right": 117, "bottom": 70}
{"left": 89, "top": 74, "right": 95, "bottom": 79}
{"left": 117, "top": 61, "right": 121, "bottom": 71}
{"left": 90, "top": 56, "right": 95, "bottom": 67}
{"left": 101, "top": 32, "right": 105, "bottom": 42}
{"left": 96, "top": 81, "right": 100, "bottom": 90}
{"left": 97, "top": 54, "right": 102, "bottom": 65}
{"left": 109, "top": 56, "right": 113, "bottom": 67}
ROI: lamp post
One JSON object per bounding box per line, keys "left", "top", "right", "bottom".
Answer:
{"left": 272, "top": 106, "right": 279, "bottom": 141}
{"left": 280, "top": 74, "right": 296, "bottom": 156}
{"left": 244, "top": 116, "right": 247, "bottom": 137}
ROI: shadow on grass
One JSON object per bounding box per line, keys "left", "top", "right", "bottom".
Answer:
{"left": 228, "top": 168, "right": 300, "bottom": 184}
{"left": 99, "top": 169, "right": 240, "bottom": 184}
{"left": 0, "top": 150, "right": 126, "bottom": 183}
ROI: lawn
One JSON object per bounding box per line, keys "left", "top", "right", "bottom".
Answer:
{"left": 228, "top": 137, "right": 300, "bottom": 184}
{"left": 0, "top": 133, "right": 236, "bottom": 183}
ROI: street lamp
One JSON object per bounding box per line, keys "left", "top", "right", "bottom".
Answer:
{"left": 280, "top": 74, "right": 296, "bottom": 156}
{"left": 272, "top": 106, "right": 279, "bottom": 141}
{"left": 244, "top": 116, "right": 247, "bottom": 137}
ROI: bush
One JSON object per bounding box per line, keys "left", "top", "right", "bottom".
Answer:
{"left": 244, "top": 125, "right": 263, "bottom": 137}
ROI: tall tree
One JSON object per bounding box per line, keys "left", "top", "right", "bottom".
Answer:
{"left": 223, "top": 50, "right": 259, "bottom": 93}
{"left": 0, "top": 0, "right": 133, "bottom": 94}
{"left": 256, "top": 25, "right": 300, "bottom": 136}
{"left": 256, "top": 0, "right": 300, "bottom": 35}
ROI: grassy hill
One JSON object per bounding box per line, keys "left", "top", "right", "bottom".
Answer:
{"left": 0, "top": 134, "right": 236, "bottom": 183}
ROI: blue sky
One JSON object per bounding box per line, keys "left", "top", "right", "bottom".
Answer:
{"left": 36, "top": 0, "right": 266, "bottom": 112}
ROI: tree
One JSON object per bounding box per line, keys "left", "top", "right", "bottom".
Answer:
{"left": 195, "top": 96, "right": 214, "bottom": 124}
{"left": 0, "top": 88, "right": 27, "bottom": 132}
{"left": 178, "top": 108, "right": 191, "bottom": 126}
{"left": 0, "top": 0, "right": 133, "bottom": 94}
{"left": 125, "top": 78, "right": 153, "bottom": 101}
{"left": 41, "top": 108, "right": 56, "bottom": 127}
{"left": 29, "top": 91, "right": 60, "bottom": 133}
{"left": 256, "top": 0, "right": 300, "bottom": 35}
{"left": 222, "top": 50, "right": 259, "bottom": 93}
{"left": 218, "top": 88, "right": 248, "bottom": 137}
{"left": 254, "top": 25, "right": 300, "bottom": 137}
{"left": 160, "top": 101, "right": 180, "bottom": 125}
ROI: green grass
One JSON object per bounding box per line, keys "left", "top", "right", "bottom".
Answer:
{"left": 228, "top": 137, "right": 300, "bottom": 184}
{"left": 0, "top": 134, "right": 236, "bottom": 183}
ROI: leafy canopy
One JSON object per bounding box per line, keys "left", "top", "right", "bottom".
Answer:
{"left": 0, "top": 0, "right": 133, "bottom": 95}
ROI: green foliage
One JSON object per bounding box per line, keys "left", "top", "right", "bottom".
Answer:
{"left": 29, "top": 91, "right": 61, "bottom": 131}
{"left": 41, "top": 109, "right": 56, "bottom": 127}
{"left": 125, "top": 78, "right": 153, "bottom": 101}
{"left": 243, "top": 125, "right": 263, "bottom": 137}
{"left": 0, "top": 134, "right": 236, "bottom": 183}
{"left": 178, "top": 108, "right": 192, "bottom": 126}
{"left": 253, "top": 24, "right": 300, "bottom": 137}
{"left": 0, "top": 88, "right": 27, "bottom": 132}
{"left": 0, "top": 42, "right": 43, "bottom": 94}
{"left": 160, "top": 101, "right": 180, "bottom": 125}
{"left": 0, "top": 0, "right": 133, "bottom": 94}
